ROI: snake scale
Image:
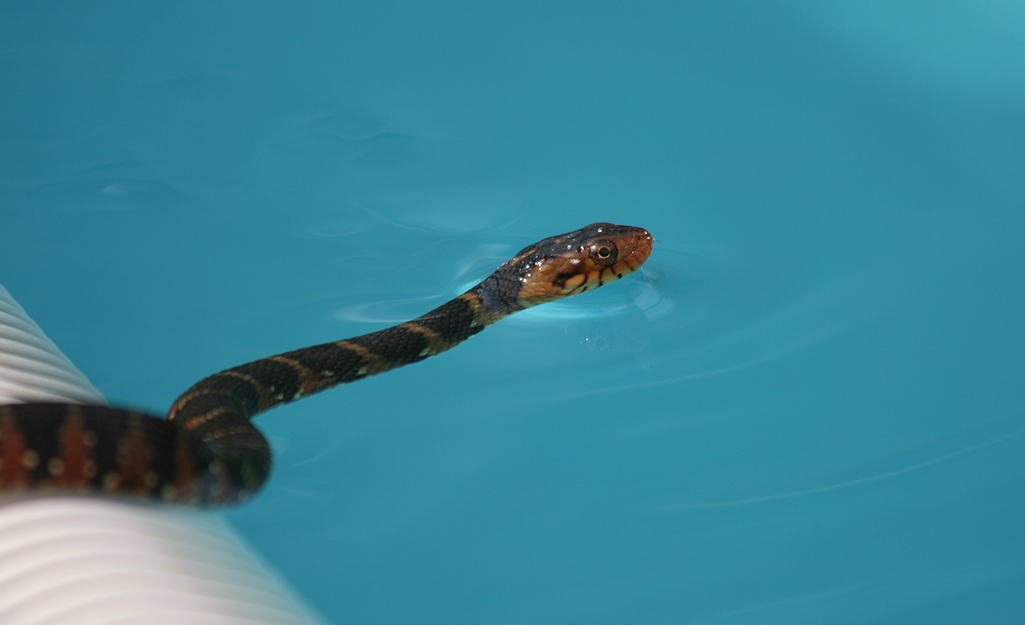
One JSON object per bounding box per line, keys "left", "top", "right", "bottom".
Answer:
{"left": 0, "top": 223, "right": 652, "bottom": 507}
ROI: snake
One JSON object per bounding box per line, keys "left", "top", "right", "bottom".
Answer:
{"left": 0, "top": 223, "right": 652, "bottom": 507}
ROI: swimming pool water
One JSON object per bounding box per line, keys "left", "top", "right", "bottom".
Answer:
{"left": 2, "top": 2, "right": 1023, "bottom": 623}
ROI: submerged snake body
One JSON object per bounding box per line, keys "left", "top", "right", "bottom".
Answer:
{"left": 0, "top": 223, "right": 652, "bottom": 507}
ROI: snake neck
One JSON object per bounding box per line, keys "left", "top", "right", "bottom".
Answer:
{"left": 168, "top": 273, "right": 519, "bottom": 425}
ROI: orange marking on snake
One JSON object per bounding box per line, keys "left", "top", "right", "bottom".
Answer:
{"left": 55, "top": 408, "right": 94, "bottom": 488}
{"left": 116, "top": 416, "right": 153, "bottom": 495}
{"left": 0, "top": 411, "right": 29, "bottom": 489}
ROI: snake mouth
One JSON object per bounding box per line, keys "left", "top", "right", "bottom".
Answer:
{"left": 614, "top": 227, "right": 654, "bottom": 276}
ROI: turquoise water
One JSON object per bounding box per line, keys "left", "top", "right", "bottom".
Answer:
{"left": 2, "top": 2, "right": 1024, "bottom": 623}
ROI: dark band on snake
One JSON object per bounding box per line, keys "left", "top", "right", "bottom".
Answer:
{"left": 0, "top": 223, "right": 652, "bottom": 507}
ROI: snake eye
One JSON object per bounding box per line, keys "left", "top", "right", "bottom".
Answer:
{"left": 588, "top": 239, "right": 618, "bottom": 266}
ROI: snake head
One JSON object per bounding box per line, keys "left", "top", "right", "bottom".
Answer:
{"left": 508, "top": 222, "right": 653, "bottom": 306}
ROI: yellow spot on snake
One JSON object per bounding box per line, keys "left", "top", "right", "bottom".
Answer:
{"left": 23, "top": 450, "right": 39, "bottom": 470}
{"left": 102, "top": 472, "right": 119, "bottom": 490}
{"left": 47, "top": 458, "right": 64, "bottom": 476}
{"left": 563, "top": 273, "right": 587, "bottom": 289}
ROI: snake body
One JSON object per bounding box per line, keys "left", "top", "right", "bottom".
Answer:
{"left": 0, "top": 223, "right": 652, "bottom": 507}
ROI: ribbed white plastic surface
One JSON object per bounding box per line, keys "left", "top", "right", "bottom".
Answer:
{"left": 0, "top": 284, "right": 326, "bottom": 625}
{"left": 0, "top": 285, "right": 107, "bottom": 405}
